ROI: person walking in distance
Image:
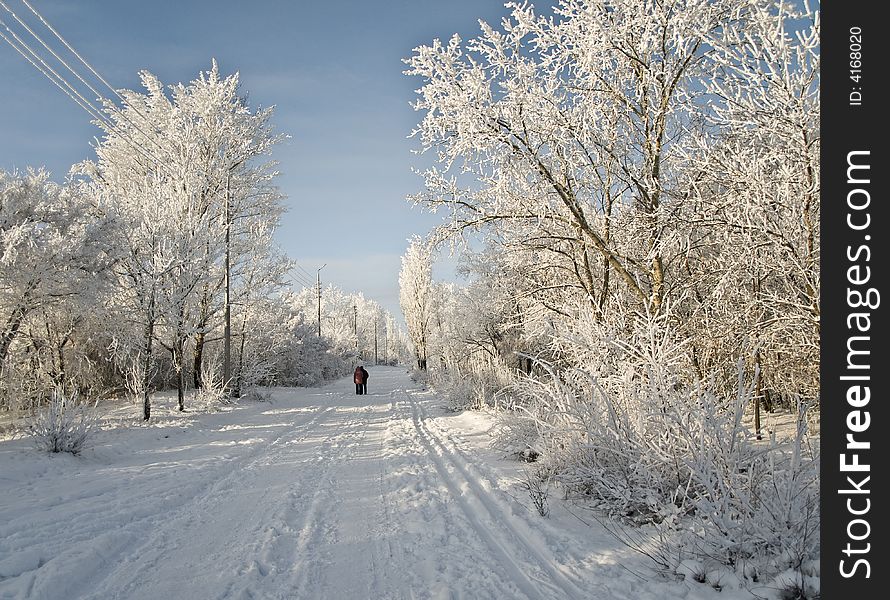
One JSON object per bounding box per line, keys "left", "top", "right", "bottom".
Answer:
{"left": 359, "top": 365, "right": 369, "bottom": 395}
{"left": 354, "top": 365, "right": 364, "bottom": 395}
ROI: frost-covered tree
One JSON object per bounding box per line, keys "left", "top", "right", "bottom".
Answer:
{"left": 97, "top": 175, "right": 183, "bottom": 419}
{"left": 286, "top": 283, "right": 399, "bottom": 366}
{"left": 680, "top": 0, "right": 820, "bottom": 408}
{"left": 166, "top": 61, "right": 285, "bottom": 392}
{"left": 399, "top": 237, "right": 433, "bottom": 371}
{"left": 0, "top": 169, "right": 109, "bottom": 409}
{"left": 406, "top": 0, "right": 819, "bottom": 393}
{"left": 405, "top": 0, "right": 737, "bottom": 317}
{"left": 230, "top": 246, "right": 292, "bottom": 397}
{"left": 282, "top": 285, "right": 407, "bottom": 380}
{"left": 79, "top": 61, "right": 286, "bottom": 419}
{"left": 404, "top": 0, "right": 820, "bottom": 588}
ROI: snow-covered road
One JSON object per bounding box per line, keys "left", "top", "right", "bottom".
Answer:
{"left": 1, "top": 367, "right": 726, "bottom": 600}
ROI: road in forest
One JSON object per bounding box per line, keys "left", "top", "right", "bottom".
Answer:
{"left": 1, "top": 367, "right": 695, "bottom": 600}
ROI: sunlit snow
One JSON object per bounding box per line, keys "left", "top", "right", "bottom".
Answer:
{"left": 2, "top": 367, "right": 749, "bottom": 600}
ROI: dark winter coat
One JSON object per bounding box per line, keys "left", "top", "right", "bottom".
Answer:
{"left": 360, "top": 367, "right": 369, "bottom": 384}
{"left": 354, "top": 367, "right": 364, "bottom": 384}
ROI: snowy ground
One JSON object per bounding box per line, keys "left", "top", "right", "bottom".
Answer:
{"left": 1, "top": 367, "right": 752, "bottom": 600}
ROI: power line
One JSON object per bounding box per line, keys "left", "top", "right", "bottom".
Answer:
{"left": 0, "top": 14, "right": 165, "bottom": 175}
{"left": 296, "top": 264, "right": 314, "bottom": 280}
{"left": 16, "top": 0, "right": 167, "bottom": 156}
{"left": 283, "top": 262, "right": 314, "bottom": 289}
{"left": 0, "top": 0, "right": 171, "bottom": 175}
{"left": 289, "top": 272, "right": 313, "bottom": 288}
{"left": 0, "top": 14, "right": 110, "bottom": 127}
{"left": 1, "top": 1, "right": 110, "bottom": 118}
{"left": 21, "top": 0, "right": 154, "bottom": 128}
{"left": 14, "top": 0, "right": 164, "bottom": 159}
{"left": 0, "top": 18, "right": 105, "bottom": 124}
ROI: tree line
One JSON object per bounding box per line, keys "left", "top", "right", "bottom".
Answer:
{"left": 399, "top": 0, "right": 819, "bottom": 592}
{"left": 1, "top": 61, "right": 408, "bottom": 418}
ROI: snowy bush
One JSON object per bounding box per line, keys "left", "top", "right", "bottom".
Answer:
{"left": 680, "top": 396, "right": 820, "bottom": 593}
{"left": 0, "top": 362, "right": 44, "bottom": 413}
{"left": 123, "top": 358, "right": 153, "bottom": 405}
{"left": 236, "top": 344, "right": 278, "bottom": 390}
{"left": 494, "top": 313, "right": 697, "bottom": 523}
{"left": 434, "top": 359, "right": 515, "bottom": 411}
{"left": 494, "top": 310, "right": 819, "bottom": 590}
{"left": 490, "top": 397, "right": 541, "bottom": 461}
{"left": 521, "top": 466, "right": 553, "bottom": 517}
{"left": 28, "top": 388, "right": 97, "bottom": 455}
{"left": 408, "top": 367, "right": 430, "bottom": 386}
{"left": 192, "top": 355, "right": 230, "bottom": 409}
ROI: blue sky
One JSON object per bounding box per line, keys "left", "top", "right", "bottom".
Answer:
{"left": 0, "top": 0, "right": 549, "bottom": 320}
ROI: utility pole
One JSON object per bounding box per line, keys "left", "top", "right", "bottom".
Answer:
{"left": 374, "top": 317, "right": 378, "bottom": 365}
{"left": 316, "top": 264, "right": 326, "bottom": 338}
{"left": 223, "top": 172, "right": 232, "bottom": 395}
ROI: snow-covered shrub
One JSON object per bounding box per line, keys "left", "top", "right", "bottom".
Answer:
{"left": 408, "top": 367, "right": 429, "bottom": 386}
{"left": 495, "top": 312, "right": 697, "bottom": 523}
{"left": 266, "top": 306, "right": 356, "bottom": 388}
{"left": 238, "top": 386, "right": 273, "bottom": 403}
{"left": 236, "top": 343, "right": 279, "bottom": 392}
{"left": 0, "top": 362, "right": 44, "bottom": 413}
{"left": 434, "top": 359, "right": 515, "bottom": 411}
{"left": 768, "top": 566, "right": 820, "bottom": 600}
{"left": 28, "top": 388, "right": 97, "bottom": 455}
{"left": 236, "top": 350, "right": 275, "bottom": 401}
{"left": 521, "top": 466, "right": 553, "bottom": 517}
{"left": 123, "top": 358, "right": 152, "bottom": 405}
{"left": 494, "top": 309, "right": 820, "bottom": 589}
{"left": 192, "top": 355, "right": 229, "bottom": 409}
{"left": 490, "top": 400, "right": 541, "bottom": 461}
{"left": 680, "top": 395, "right": 819, "bottom": 591}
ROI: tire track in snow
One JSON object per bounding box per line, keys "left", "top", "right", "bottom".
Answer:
{"left": 420, "top": 408, "right": 600, "bottom": 588}
{"left": 376, "top": 392, "right": 418, "bottom": 600}
{"left": 230, "top": 419, "right": 354, "bottom": 599}
{"left": 286, "top": 402, "right": 379, "bottom": 599}
{"left": 404, "top": 390, "right": 590, "bottom": 600}
{"left": 355, "top": 393, "right": 404, "bottom": 600}
{"left": 362, "top": 390, "right": 451, "bottom": 600}
{"left": 1, "top": 403, "right": 335, "bottom": 600}
{"left": 217, "top": 402, "right": 375, "bottom": 600}
{"left": 77, "top": 403, "right": 336, "bottom": 600}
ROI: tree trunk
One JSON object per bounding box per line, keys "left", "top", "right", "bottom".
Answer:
{"left": 649, "top": 256, "right": 665, "bottom": 315}
{"left": 192, "top": 289, "right": 211, "bottom": 389}
{"left": 193, "top": 330, "right": 205, "bottom": 390}
{"left": 142, "top": 318, "right": 155, "bottom": 421}
{"left": 173, "top": 339, "right": 185, "bottom": 412}
{"left": 55, "top": 335, "right": 71, "bottom": 387}
{"left": 753, "top": 349, "right": 763, "bottom": 440}
{"left": 234, "top": 317, "right": 248, "bottom": 398}
{"left": 0, "top": 304, "right": 27, "bottom": 366}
